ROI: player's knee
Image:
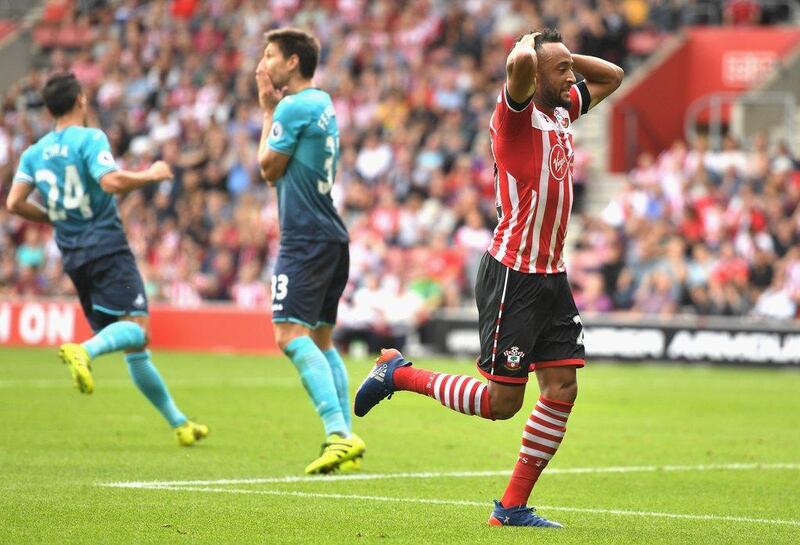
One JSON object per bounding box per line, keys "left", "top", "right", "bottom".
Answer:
{"left": 542, "top": 378, "right": 578, "bottom": 404}
{"left": 274, "top": 323, "right": 310, "bottom": 353}
{"left": 492, "top": 406, "right": 519, "bottom": 420}
{"left": 275, "top": 330, "right": 297, "bottom": 352}
{"left": 135, "top": 322, "right": 150, "bottom": 346}
{"left": 489, "top": 392, "right": 524, "bottom": 420}
{"left": 276, "top": 337, "right": 291, "bottom": 352}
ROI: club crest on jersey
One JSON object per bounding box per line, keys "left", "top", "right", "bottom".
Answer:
{"left": 549, "top": 143, "right": 568, "bottom": 181}
{"left": 554, "top": 110, "right": 570, "bottom": 129}
{"left": 503, "top": 346, "right": 525, "bottom": 370}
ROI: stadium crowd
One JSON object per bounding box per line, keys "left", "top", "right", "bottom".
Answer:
{"left": 571, "top": 135, "right": 800, "bottom": 320}
{"left": 0, "top": 0, "right": 798, "bottom": 344}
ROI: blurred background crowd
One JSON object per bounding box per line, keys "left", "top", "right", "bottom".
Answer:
{"left": 0, "top": 0, "right": 798, "bottom": 349}
{"left": 572, "top": 135, "right": 800, "bottom": 321}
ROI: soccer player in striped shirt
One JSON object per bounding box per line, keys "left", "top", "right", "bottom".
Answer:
{"left": 355, "top": 29, "right": 623, "bottom": 528}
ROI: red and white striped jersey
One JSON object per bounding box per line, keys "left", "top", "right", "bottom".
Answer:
{"left": 488, "top": 82, "right": 589, "bottom": 274}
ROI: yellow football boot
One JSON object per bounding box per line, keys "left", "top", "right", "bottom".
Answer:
{"left": 175, "top": 420, "right": 209, "bottom": 447}
{"left": 304, "top": 432, "right": 366, "bottom": 474}
{"left": 58, "top": 343, "right": 94, "bottom": 394}
{"left": 337, "top": 454, "right": 363, "bottom": 473}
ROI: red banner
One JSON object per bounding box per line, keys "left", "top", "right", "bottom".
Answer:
{"left": 609, "top": 27, "right": 800, "bottom": 172}
{"left": 0, "top": 300, "right": 279, "bottom": 354}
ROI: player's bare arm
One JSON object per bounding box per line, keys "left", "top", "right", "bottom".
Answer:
{"left": 256, "top": 56, "right": 290, "bottom": 184}
{"left": 6, "top": 182, "right": 51, "bottom": 224}
{"left": 571, "top": 54, "right": 624, "bottom": 109}
{"left": 506, "top": 32, "right": 538, "bottom": 104}
{"left": 258, "top": 136, "right": 291, "bottom": 183}
{"left": 99, "top": 160, "right": 173, "bottom": 194}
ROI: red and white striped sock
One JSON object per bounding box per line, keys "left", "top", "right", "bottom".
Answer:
{"left": 500, "top": 396, "right": 573, "bottom": 508}
{"left": 393, "top": 367, "right": 493, "bottom": 419}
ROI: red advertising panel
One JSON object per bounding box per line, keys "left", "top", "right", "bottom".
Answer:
{"left": 0, "top": 300, "right": 279, "bottom": 354}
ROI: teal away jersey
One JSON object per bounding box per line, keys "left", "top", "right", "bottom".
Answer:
{"left": 13, "top": 126, "right": 129, "bottom": 270}
{"left": 267, "top": 88, "right": 349, "bottom": 243}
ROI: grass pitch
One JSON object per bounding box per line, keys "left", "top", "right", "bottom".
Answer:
{"left": 1, "top": 346, "right": 799, "bottom": 544}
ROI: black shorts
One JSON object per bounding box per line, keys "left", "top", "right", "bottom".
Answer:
{"left": 66, "top": 250, "right": 149, "bottom": 333}
{"left": 475, "top": 252, "right": 585, "bottom": 385}
{"left": 271, "top": 240, "right": 349, "bottom": 329}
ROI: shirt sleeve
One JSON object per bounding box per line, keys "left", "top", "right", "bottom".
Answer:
{"left": 13, "top": 149, "right": 34, "bottom": 184}
{"left": 82, "top": 128, "right": 119, "bottom": 183}
{"left": 567, "top": 80, "right": 591, "bottom": 122}
{"left": 268, "top": 97, "right": 310, "bottom": 156}
{"left": 491, "top": 84, "right": 535, "bottom": 136}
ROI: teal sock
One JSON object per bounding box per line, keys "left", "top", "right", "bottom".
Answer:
{"left": 285, "top": 336, "right": 348, "bottom": 437}
{"left": 322, "top": 348, "right": 351, "bottom": 433}
{"left": 83, "top": 321, "right": 145, "bottom": 359}
{"left": 125, "top": 351, "right": 187, "bottom": 428}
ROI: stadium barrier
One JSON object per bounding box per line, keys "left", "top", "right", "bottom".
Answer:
{"left": 3, "top": 300, "right": 798, "bottom": 367}
{"left": 420, "top": 309, "right": 800, "bottom": 368}
{"left": 0, "top": 300, "right": 279, "bottom": 353}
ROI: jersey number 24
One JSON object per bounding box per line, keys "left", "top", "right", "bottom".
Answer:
{"left": 35, "top": 165, "right": 93, "bottom": 221}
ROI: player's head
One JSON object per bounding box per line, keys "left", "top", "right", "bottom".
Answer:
{"left": 523, "top": 28, "right": 575, "bottom": 110}
{"left": 261, "top": 28, "right": 320, "bottom": 88}
{"left": 41, "top": 72, "right": 87, "bottom": 121}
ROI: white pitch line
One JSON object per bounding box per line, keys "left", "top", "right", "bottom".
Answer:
{"left": 117, "top": 485, "right": 800, "bottom": 527}
{"left": 101, "top": 462, "right": 800, "bottom": 489}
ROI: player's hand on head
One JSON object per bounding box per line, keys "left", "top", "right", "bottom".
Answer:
{"left": 519, "top": 31, "right": 540, "bottom": 50}
{"left": 255, "top": 59, "right": 285, "bottom": 110}
{"left": 149, "top": 160, "right": 173, "bottom": 181}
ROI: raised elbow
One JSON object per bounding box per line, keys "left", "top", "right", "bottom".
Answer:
{"left": 6, "top": 195, "right": 17, "bottom": 213}
{"left": 259, "top": 161, "right": 272, "bottom": 183}
{"left": 613, "top": 65, "right": 625, "bottom": 87}
{"left": 260, "top": 159, "right": 279, "bottom": 184}
{"left": 99, "top": 172, "right": 122, "bottom": 194}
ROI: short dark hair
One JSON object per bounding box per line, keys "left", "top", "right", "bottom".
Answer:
{"left": 534, "top": 28, "right": 563, "bottom": 50}
{"left": 264, "top": 28, "right": 320, "bottom": 79}
{"left": 515, "top": 28, "right": 563, "bottom": 50}
{"left": 41, "top": 72, "right": 82, "bottom": 117}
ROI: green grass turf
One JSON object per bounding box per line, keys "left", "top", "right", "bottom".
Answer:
{"left": 1, "top": 346, "right": 799, "bottom": 544}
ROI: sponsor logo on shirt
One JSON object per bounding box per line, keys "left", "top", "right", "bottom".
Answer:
{"left": 549, "top": 143, "right": 568, "bottom": 181}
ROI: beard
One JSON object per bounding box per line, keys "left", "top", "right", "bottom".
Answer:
{"left": 539, "top": 84, "right": 571, "bottom": 110}
{"left": 551, "top": 87, "right": 572, "bottom": 109}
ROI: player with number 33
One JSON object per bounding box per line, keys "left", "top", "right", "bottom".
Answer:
{"left": 256, "top": 28, "right": 365, "bottom": 474}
